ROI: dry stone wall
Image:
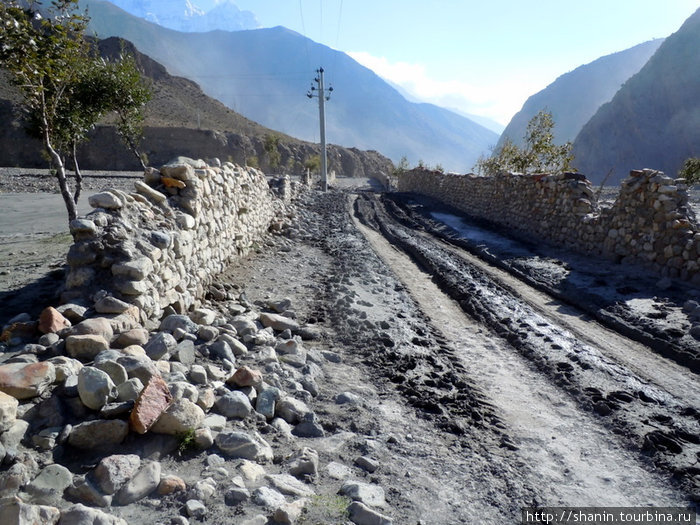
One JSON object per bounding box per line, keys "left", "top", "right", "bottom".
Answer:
{"left": 398, "top": 168, "right": 700, "bottom": 284}
{"left": 64, "top": 157, "right": 301, "bottom": 326}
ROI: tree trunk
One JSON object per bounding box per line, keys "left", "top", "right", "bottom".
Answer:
{"left": 44, "top": 125, "right": 77, "bottom": 224}
{"left": 72, "top": 140, "right": 83, "bottom": 205}
{"left": 126, "top": 133, "right": 147, "bottom": 170}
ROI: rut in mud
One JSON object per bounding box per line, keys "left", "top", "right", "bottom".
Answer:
{"left": 352, "top": 191, "right": 699, "bottom": 505}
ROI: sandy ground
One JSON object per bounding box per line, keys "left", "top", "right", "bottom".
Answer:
{"left": 0, "top": 170, "right": 140, "bottom": 324}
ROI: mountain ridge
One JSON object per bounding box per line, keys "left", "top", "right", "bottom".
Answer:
{"left": 103, "top": 0, "right": 259, "bottom": 33}
{"left": 497, "top": 39, "right": 664, "bottom": 151}
{"left": 0, "top": 36, "right": 393, "bottom": 177}
{"left": 572, "top": 7, "right": 700, "bottom": 184}
{"left": 82, "top": 0, "right": 497, "bottom": 172}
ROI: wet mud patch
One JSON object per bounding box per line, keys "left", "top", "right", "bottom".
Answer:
{"left": 384, "top": 192, "right": 700, "bottom": 373}
{"left": 354, "top": 192, "right": 700, "bottom": 502}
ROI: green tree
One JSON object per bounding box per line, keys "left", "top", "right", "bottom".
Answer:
{"left": 100, "top": 52, "right": 152, "bottom": 169}
{"left": 0, "top": 1, "right": 151, "bottom": 222}
{"left": 263, "top": 133, "right": 281, "bottom": 170}
{"left": 0, "top": 0, "right": 91, "bottom": 222}
{"left": 474, "top": 110, "right": 574, "bottom": 176}
{"left": 678, "top": 157, "right": 700, "bottom": 185}
{"left": 392, "top": 155, "right": 410, "bottom": 177}
{"left": 304, "top": 155, "right": 321, "bottom": 173}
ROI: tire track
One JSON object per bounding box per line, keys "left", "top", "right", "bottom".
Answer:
{"left": 353, "top": 192, "right": 699, "bottom": 503}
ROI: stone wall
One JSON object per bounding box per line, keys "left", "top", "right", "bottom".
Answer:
{"left": 398, "top": 168, "right": 700, "bottom": 283}
{"left": 63, "top": 157, "right": 301, "bottom": 326}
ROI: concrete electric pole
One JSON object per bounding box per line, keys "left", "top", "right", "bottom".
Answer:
{"left": 307, "top": 67, "right": 333, "bottom": 191}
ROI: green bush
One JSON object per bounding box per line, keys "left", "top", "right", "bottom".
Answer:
{"left": 474, "top": 110, "right": 574, "bottom": 176}
{"left": 678, "top": 157, "right": 700, "bottom": 185}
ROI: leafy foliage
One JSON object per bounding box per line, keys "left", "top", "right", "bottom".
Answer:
{"left": 99, "top": 52, "right": 152, "bottom": 168}
{"left": 0, "top": 0, "right": 89, "bottom": 221}
{"left": 263, "top": 133, "right": 281, "bottom": 169}
{"left": 392, "top": 155, "right": 410, "bottom": 177}
{"left": 298, "top": 494, "right": 351, "bottom": 524}
{"left": 474, "top": 110, "right": 574, "bottom": 176}
{"left": 679, "top": 157, "right": 700, "bottom": 185}
{"left": 304, "top": 155, "right": 321, "bottom": 173}
{"left": 176, "top": 428, "right": 198, "bottom": 454}
{"left": 0, "top": 0, "right": 150, "bottom": 221}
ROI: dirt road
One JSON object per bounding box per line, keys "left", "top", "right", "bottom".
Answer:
{"left": 226, "top": 188, "right": 697, "bottom": 521}
{"left": 1, "top": 180, "right": 697, "bottom": 523}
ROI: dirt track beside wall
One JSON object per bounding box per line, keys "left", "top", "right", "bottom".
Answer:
{"left": 0, "top": 177, "right": 698, "bottom": 523}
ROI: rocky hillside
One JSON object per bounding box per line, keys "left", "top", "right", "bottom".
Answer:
{"left": 0, "top": 38, "right": 393, "bottom": 178}
{"left": 572, "top": 8, "right": 700, "bottom": 185}
{"left": 497, "top": 39, "right": 663, "bottom": 150}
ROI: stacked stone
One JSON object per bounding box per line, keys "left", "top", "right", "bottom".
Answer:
{"left": 0, "top": 292, "right": 393, "bottom": 524}
{"left": 600, "top": 169, "right": 698, "bottom": 281}
{"left": 399, "top": 169, "right": 597, "bottom": 250}
{"left": 398, "top": 167, "right": 699, "bottom": 284}
{"left": 64, "top": 157, "right": 296, "bottom": 325}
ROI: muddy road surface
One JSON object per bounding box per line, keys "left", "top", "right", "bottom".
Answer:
{"left": 1, "top": 180, "right": 697, "bottom": 523}
{"left": 227, "top": 187, "right": 698, "bottom": 521}
{"left": 351, "top": 191, "right": 699, "bottom": 510}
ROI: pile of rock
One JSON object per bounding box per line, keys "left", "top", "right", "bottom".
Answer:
{"left": 599, "top": 170, "right": 698, "bottom": 280}
{"left": 63, "top": 157, "right": 302, "bottom": 326}
{"left": 0, "top": 289, "right": 393, "bottom": 524}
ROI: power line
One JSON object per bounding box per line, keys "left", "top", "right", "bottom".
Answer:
{"left": 331, "top": 0, "right": 343, "bottom": 82}
{"left": 335, "top": 0, "right": 344, "bottom": 49}
{"left": 298, "top": 0, "right": 312, "bottom": 73}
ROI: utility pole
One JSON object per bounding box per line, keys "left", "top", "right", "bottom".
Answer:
{"left": 307, "top": 67, "right": 333, "bottom": 191}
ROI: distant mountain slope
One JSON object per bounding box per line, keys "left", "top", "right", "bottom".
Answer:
{"left": 0, "top": 37, "right": 393, "bottom": 177}
{"left": 573, "top": 8, "right": 700, "bottom": 185}
{"left": 82, "top": 0, "right": 497, "bottom": 172}
{"left": 497, "top": 39, "right": 663, "bottom": 151}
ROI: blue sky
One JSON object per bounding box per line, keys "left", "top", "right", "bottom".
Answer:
{"left": 206, "top": 1, "right": 698, "bottom": 126}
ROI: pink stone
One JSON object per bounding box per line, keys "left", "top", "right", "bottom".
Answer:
{"left": 129, "top": 376, "right": 173, "bottom": 434}
{"left": 227, "top": 366, "right": 262, "bottom": 387}
{"left": 38, "top": 307, "right": 71, "bottom": 334}
{"left": 0, "top": 362, "right": 56, "bottom": 400}
{"left": 157, "top": 475, "right": 186, "bottom": 495}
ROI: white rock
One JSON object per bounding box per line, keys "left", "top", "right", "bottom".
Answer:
{"left": 340, "top": 481, "right": 386, "bottom": 507}
{"left": 89, "top": 192, "right": 122, "bottom": 209}
{"left": 94, "top": 454, "right": 141, "bottom": 495}
{"left": 115, "top": 461, "right": 161, "bottom": 505}
{"left": 215, "top": 390, "right": 253, "bottom": 419}
{"left": 60, "top": 503, "right": 128, "bottom": 524}
{"left": 276, "top": 397, "right": 311, "bottom": 424}
{"left": 77, "top": 367, "right": 117, "bottom": 411}
{"left": 0, "top": 392, "right": 19, "bottom": 433}
{"left": 266, "top": 473, "right": 314, "bottom": 497}
{"left": 216, "top": 431, "right": 273, "bottom": 463}
{"left": 348, "top": 501, "right": 393, "bottom": 525}
{"left": 151, "top": 399, "right": 204, "bottom": 435}
{"left": 252, "top": 486, "right": 286, "bottom": 509}
{"left": 0, "top": 498, "right": 60, "bottom": 524}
